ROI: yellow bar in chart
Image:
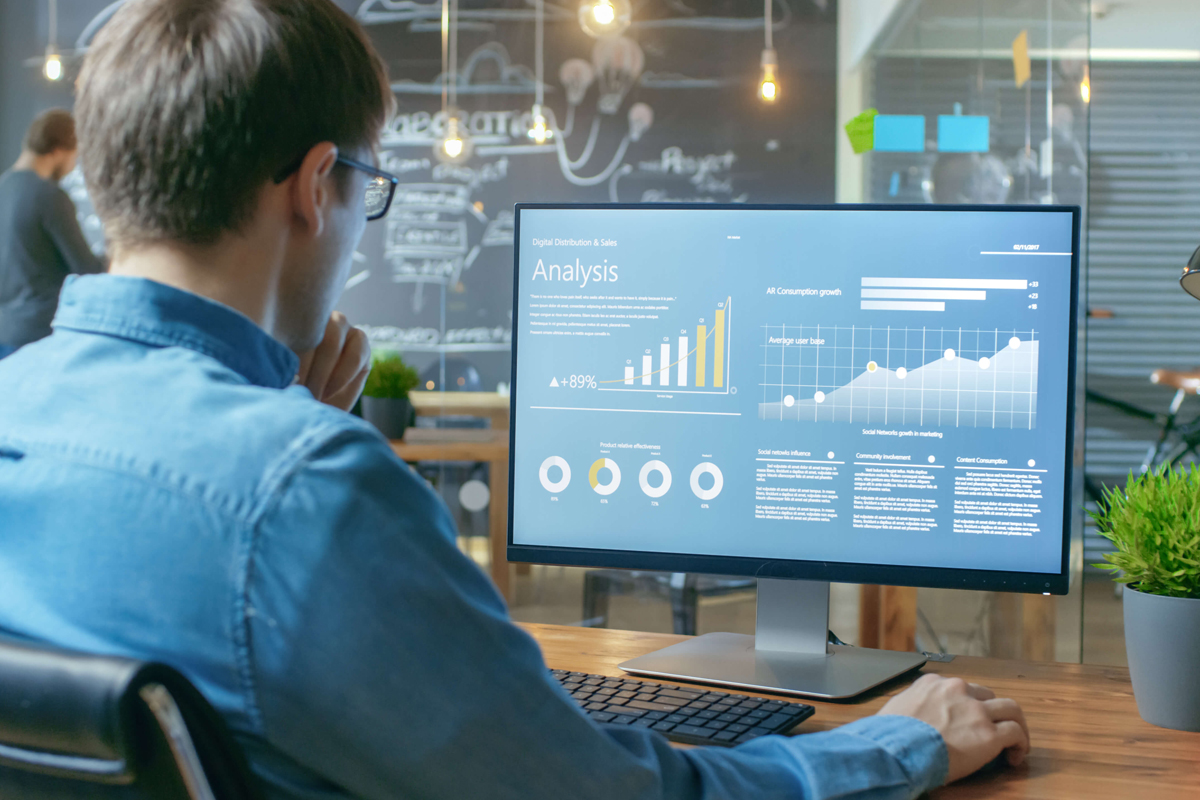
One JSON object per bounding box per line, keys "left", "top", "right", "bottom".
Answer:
{"left": 713, "top": 309, "right": 725, "bottom": 387}
{"left": 696, "top": 325, "right": 707, "bottom": 387}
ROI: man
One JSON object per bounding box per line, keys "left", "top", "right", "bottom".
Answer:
{"left": 0, "top": 2, "right": 1030, "bottom": 799}
{"left": 0, "top": 109, "right": 105, "bottom": 358}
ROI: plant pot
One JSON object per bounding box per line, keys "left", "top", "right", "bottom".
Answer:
{"left": 1124, "top": 586, "right": 1200, "bottom": 732}
{"left": 360, "top": 396, "right": 414, "bottom": 440}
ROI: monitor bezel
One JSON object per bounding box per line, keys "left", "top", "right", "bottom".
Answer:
{"left": 507, "top": 203, "right": 1082, "bottom": 595}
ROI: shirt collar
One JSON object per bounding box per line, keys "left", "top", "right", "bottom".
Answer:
{"left": 53, "top": 274, "right": 300, "bottom": 390}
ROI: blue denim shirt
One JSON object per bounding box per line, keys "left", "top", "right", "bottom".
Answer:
{"left": 0, "top": 274, "right": 948, "bottom": 800}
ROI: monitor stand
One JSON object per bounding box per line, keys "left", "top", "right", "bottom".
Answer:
{"left": 618, "top": 578, "right": 927, "bottom": 700}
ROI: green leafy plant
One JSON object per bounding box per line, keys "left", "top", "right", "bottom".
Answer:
{"left": 362, "top": 351, "right": 420, "bottom": 400}
{"left": 1093, "top": 464, "right": 1200, "bottom": 598}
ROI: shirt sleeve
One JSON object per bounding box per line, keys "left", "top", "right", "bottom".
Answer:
{"left": 43, "top": 187, "right": 105, "bottom": 275}
{"left": 244, "top": 424, "right": 948, "bottom": 800}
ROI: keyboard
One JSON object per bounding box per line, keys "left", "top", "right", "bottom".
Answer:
{"left": 552, "top": 669, "right": 815, "bottom": 747}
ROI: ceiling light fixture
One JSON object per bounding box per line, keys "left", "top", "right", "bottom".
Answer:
{"left": 579, "top": 0, "right": 631, "bottom": 38}
{"left": 759, "top": 0, "right": 778, "bottom": 102}
{"left": 528, "top": 0, "right": 554, "bottom": 144}
{"left": 436, "top": 0, "right": 472, "bottom": 164}
{"left": 44, "top": 0, "right": 62, "bottom": 81}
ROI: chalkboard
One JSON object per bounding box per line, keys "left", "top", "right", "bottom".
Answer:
{"left": 345, "top": 0, "right": 837, "bottom": 389}
{"left": 62, "top": 1, "right": 838, "bottom": 390}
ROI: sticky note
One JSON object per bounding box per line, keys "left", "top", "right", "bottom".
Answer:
{"left": 874, "top": 115, "right": 926, "bottom": 152}
{"left": 844, "top": 108, "right": 878, "bottom": 154}
{"left": 1012, "top": 30, "right": 1031, "bottom": 88}
{"left": 888, "top": 172, "right": 901, "bottom": 197}
{"left": 937, "top": 115, "right": 990, "bottom": 152}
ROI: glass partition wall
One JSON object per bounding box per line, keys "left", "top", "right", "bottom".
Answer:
{"left": 842, "top": 0, "right": 1090, "bottom": 662}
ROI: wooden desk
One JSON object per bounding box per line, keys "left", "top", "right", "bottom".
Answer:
{"left": 391, "top": 430, "right": 511, "bottom": 600}
{"left": 522, "top": 623, "right": 1200, "bottom": 799}
{"left": 409, "top": 391, "right": 510, "bottom": 429}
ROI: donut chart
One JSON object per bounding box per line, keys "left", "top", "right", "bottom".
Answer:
{"left": 690, "top": 462, "right": 724, "bottom": 501}
{"left": 588, "top": 458, "right": 622, "bottom": 495}
{"left": 638, "top": 461, "right": 672, "bottom": 498}
{"left": 538, "top": 456, "right": 571, "bottom": 493}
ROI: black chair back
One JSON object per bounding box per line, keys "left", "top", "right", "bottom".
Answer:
{"left": 0, "top": 636, "right": 262, "bottom": 799}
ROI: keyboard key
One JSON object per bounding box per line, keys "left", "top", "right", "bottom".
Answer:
{"left": 735, "top": 730, "right": 768, "bottom": 743}
{"left": 595, "top": 687, "right": 617, "bottom": 696}
{"left": 695, "top": 710, "right": 720, "bottom": 720}
{"left": 601, "top": 680, "right": 623, "bottom": 688}
{"left": 672, "top": 724, "right": 715, "bottom": 739}
{"left": 584, "top": 678, "right": 604, "bottom": 685}
{"left": 615, "top": 691, "right": 637, "bottom": 699}
{"left": 717, "top": 713, "right": 742, "bottom": 723}
{"left": 627, "top": 699, "right": 680, "bottom": 714}
{"left": 737, "top": 700, "right": 762, "bottom": 710}
{"left": 644, "top": 711, "right": 667, "bottom": 720}
{"left": 606, "top": 697, "right": 628, "bottom": 707}
{"left": 610, "top": 707, "right": 646, "bottom": 718}
{"left": 584, "top": 702, "right": 607, "bottom": 711}
{"left": 589, "top": 711, "right": 615, "bottom": 722}
{"left": 676, "top": 708, "right": 698, "bottom": 717}
{"left": 761, "top": 713, "right": 800, "bottom": 730}
{"left": 704, "top": 720, "right": 728, "bottom": 730}
{"left": 610, "top": 715, "right": 635, "bottom": 725}
{"left": 714, "top": 731, "right": 739, "bottom": 743}
{"left": 652, "top": 721, "right": 676, "bottom": 733}
{"left": 726, "top": 723, "right": 749, "bottom": 733}
{"left": 633, "top": 693, "right": 660, "bottom": 703}
{"left": 659, "top": 689, "right": 703, "bottom": 701}
{"left": 747, "top": 709, "right": 771, "bottom": 720}
{"left": 688, "top": 702, "right": 711, "bottom": 710}
{"left": 634, "top": 718, "right": 657, "bottom": 727}
{"left": 665, "top": 714, "right": 688, "bottom": 723}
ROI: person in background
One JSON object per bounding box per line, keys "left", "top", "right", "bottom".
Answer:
{"left": 0, "top": 2, "right": 1029, "bottom": 799}
{"left": 0, "top": 109, "right": 105, "bottom": 358}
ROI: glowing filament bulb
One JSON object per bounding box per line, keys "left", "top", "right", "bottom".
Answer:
{"left": 760, "top": 65, "right": 778, "bottom": 102}
{"left": 1080, "top": 75, "right": 1091, "bottom": 104}
{"left": 443, "top": 136, "right": 463, "bottom": 158}
{"left": 44, "top": 53, "right": 62, "bottom": 81}
{"left": 593, "top": 1, "right": 615, "bottom": 25}
{"left": 527, "top": 105, "right": 553, "bottom": 144}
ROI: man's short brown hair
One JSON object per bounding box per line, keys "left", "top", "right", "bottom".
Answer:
{"left": 24, "top": 109, "right": 77, "bottom": 156}
{"left": 76, "top": 0, "right": 393, "bottom": 248}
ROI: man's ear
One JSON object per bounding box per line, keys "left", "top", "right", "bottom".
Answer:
{"left": 290, "top": 142, "right": 339, "bottom": 237}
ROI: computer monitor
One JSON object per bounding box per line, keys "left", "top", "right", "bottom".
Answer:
{"left": 508, "top": 204, "right": 1081, "bottom": 698}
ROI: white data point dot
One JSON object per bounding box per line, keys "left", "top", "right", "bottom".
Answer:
{"left": 928, "top": 455, "right": 936, "bottom": 463}
{"left": 814, "top": 391, "right": 826, "bottom": 403}
{"left": 827, "top": 451, "right": 835, "bottom": 460}
{"left": 783, "top": 395, "right": 795, "bottom": 407}
{"left": 944, "top": 349, "right": 956, "bottom": 361}
{"left": 979, "top": 357, "right": 990, "bottom": 370}
{"left": 1028, "top": 459, "right": 1036, "bottom": 468}
{"left": 896, "top": 367, "right": 907, "bottom": 379}
{"left": 1010, "top": 337, "right": 1021, "bottom": 349}
{"left": 866, "top": 361, "right": 878, "bottom": 373}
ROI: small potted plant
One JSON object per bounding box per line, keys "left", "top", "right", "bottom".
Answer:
{"left": 360, "top": 351, "right": 420, "bottom": 440}
{"left": 1094, "top": 464, "right": 1200, "bottom": 732}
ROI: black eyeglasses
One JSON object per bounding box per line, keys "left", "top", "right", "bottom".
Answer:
{"left": 273, "top": 154, "right": 399, "bottom": 222}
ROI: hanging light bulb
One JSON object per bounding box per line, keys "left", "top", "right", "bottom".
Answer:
{"left": 759, "top": 49, "right": 778, "bottom": 102}
{"left": 43, "top": 48, "right": 63, "bottom": 81}
{"left": 435, "top": 113, "right": 474, "bottom": 164}
{"left": 1080, "top": 71, "right": 1091, "bottom": 104}
{"left": 579, "top": 0, "right": 630, "bottom": 38}
{"left": 527, "top": 105, "right": 553, "bottom": 144}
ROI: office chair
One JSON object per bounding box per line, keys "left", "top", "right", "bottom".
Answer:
{"left": 0, "top": 636, "right": 262, "bottom": 800}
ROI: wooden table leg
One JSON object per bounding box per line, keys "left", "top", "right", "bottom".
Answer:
{"left": 881, "top": 585, "right": 918, "bottom": 652}
{"left": 489, "top": 455, "right": 511, "bottom": 601}
{"left": 1021, "top": 593, "right": 1056, "bottom": 661}
{"left": 859, "top": 585, "right": 882, "bottom": 648}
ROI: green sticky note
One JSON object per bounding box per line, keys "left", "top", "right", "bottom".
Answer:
{"left": 844, "top": 108, "right": 878, "bottom": 155}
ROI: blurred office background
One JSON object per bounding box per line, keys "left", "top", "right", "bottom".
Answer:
{"left": 3, "top": 0, "right": 1200, "bottom": 666}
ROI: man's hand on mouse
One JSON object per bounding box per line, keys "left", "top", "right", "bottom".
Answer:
{"left": 878, "top": 672, "right": 1030, "bottom": 784}
{"left": 297, "top": 312, "right": 371, "bottom": 412}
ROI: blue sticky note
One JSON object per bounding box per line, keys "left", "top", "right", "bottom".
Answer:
{"left": 873, "top": 115, "right": 926, "bottom": 152}
{"left": 938, "top": 115, "right": 990, "bottom": 152}
{"left": 888, "top": 172, "right": 901, "bottom": 197}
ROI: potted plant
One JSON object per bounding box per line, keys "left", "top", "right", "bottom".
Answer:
{"left": 1094, "top": 464, "right": 1200, "bottom": 732}
{"left": 360, "top": 351, "right": 420, "bottom": 440}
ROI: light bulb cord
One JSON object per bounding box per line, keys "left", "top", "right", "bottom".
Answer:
{"left": 764, "top": 0, "right": 772, "bottom": 51}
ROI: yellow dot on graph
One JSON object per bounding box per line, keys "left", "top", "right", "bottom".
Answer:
{"left": 867, "top": 361, "right": 878, "bottom": 373}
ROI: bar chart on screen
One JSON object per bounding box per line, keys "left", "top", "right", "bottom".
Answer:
{"left": 595, "top": 296, "right": 734, "bottom": 396}
{"left": 758, "top": 325, "right": 1039, "bottom": 429}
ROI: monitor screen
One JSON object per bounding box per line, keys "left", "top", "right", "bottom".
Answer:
{"left": 508, "top": 205, "right": 1079, "bottom": 593}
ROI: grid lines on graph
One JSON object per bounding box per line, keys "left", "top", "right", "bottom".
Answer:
{"left": 757, "top": 325, "right": 1038, "bottom": 429}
